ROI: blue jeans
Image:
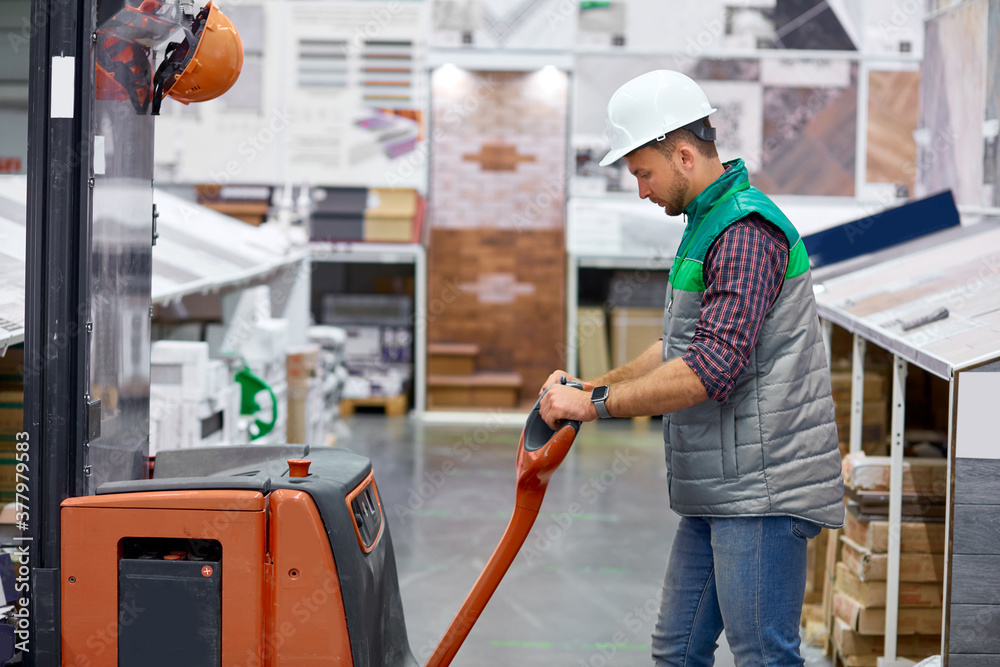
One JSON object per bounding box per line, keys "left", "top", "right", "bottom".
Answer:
{"left": 651, "top": 515, "right": 822, "bottom": 666}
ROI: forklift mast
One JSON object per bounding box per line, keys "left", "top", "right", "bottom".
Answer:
{"left": 26, "top": 0, "right": 159, "bottom": 662}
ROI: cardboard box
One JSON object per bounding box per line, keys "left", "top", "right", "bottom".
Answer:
{"left": 835, "top": 399, "right": 889, "bottom": 422}
{"left": 150, "top": 384, "right": 240, "bottom": 455}
{"left": 287, "top": 376, "right": 323, "bottom": 445}
{"left": 843, "top": 511, "right": 946, "bottom": 554}
{"left": 287, "top": 345, "right": 321, "bottom": 382}
{"left": 833, "top": 591, "right": 941, "bottom": 635}
{"left": 842, "top": 452, "right": 947, "bottom": 495}
{"left": 242, "top": 318, "right": 290, "bottom": 369}
{"left": 839, "top": 536, "right": 944, "bottom": 583}
{"left": 577, "top": 307, "right": 611, "bottom": 381}
{"left": 835, "top": 562, "right": 941, "bottom": 608}
{"left": 364, "top": 217, "right": 413, "bottom": 243}
{"left": 610, "top": 307, "right": 662, "bottom": 367}
{"left": 0, "top": 440, "right": 19, "bottom": 504}
{"left": 381, "top": 327, "right": 412, "bottom": 363}
{"left": 800, "top": 603, "right": 827, "bottom": 648}
{"left": 0, "top": 348, "right": 24, "bottom": 384}
{"left": 0, "top": 391, "right": 23, "bottom": 434}
{"left": 830, "top": 370, "right": 889, "bottom": 399}
{"left": 804, "top": 528, "right": 830, "bottom": 604}
{"left": 365, "top": 187, "right": 418, "bottom": 220}
{"left": 427, "top": 372, "right": 521, "bottom": 409}
{"left": 832, "top": 618, "right": 940, "bottom": 665}
{"left": 427, "top": 343, "right": 478, "bottom": 376}
{"left": 343, "top": 326, "right": 384, "bottom": 363}
{"left": 150, "top": 341, "right": 212, "bottom": 401}
{"left": 822, "top": 528, "right": 842, "bottom": 638}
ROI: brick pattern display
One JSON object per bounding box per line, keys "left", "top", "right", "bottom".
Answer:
{"left": 427, "top": 228, "right": 565, "bottom": 405}
{"left": 430, "top": 69, "right": 568, "bottom": 230}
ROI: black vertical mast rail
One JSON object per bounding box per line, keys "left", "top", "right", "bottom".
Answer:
{"left": 25, "top": 0, "right": 96, "bottom": 663}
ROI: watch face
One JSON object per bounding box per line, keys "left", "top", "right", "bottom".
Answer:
{"left": 592, "top": 386, "right": 609, "bottom": 402}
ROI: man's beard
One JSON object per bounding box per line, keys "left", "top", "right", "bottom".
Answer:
{"left": 662, "top": 161, "right": 689, "bottom": 217}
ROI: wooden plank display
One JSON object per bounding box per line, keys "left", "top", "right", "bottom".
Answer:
{"left": 835, "top": 562, "right": 942, "bottom": 608}
{"left": 842, "top": 511, "right": 946, "bottom": 554}
{"left": 832, "top": 618, "right": 940, "bottom": 666}
{"left": 427, "top": 228, "right": 566, "bottom": 407}
{"left": 833, "top": 592, "right": 942, "bottom": 635}
{"left": 839, "top": 536, "right": 944, "bottom": 583}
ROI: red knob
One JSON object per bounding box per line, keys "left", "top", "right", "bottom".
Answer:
{"left": 288, "top": 459, "right": 311, "bottom": 478}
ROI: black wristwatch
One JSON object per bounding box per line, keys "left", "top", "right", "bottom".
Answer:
{"left": 591, "top": 385, "right": 611, "bottom": 419}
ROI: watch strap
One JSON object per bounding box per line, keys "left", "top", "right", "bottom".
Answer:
{"left": 591, "top": 386, "right": 611, "bottom": 419}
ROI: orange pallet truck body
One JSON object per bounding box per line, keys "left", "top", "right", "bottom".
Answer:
{"left": 60, "top": 382, "right": 581, "bottom": 666}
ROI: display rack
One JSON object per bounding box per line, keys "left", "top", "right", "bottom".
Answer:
{"left": 813, "top": 217, "right": 1000, "bottom": 666}
{"left": 309, "top": 241, "right": 426, "bottom": 414}
{"left": 0, "top": 179, "right": 313, "bottom": 350}
{"left": 152, "top": 189, "right": 310, "bottom": 310}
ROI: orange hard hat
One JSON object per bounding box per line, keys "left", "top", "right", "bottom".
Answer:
{"left": 152, "top": 1, "right": 243, "bottom": 114}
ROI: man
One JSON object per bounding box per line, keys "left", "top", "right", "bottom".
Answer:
{"left": 539, "top": 70, "right": 845, "bottom": 666}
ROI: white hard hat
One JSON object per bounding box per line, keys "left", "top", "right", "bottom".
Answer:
{"left": 599, "top": 70, "right": 717, "bottom": 166}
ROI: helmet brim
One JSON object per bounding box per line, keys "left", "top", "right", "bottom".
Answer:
{"left": 598, "top": 143, "right": 638, "bottom": 167}
{"left": 598, "top": 108, "right": 718, "bottom": 167}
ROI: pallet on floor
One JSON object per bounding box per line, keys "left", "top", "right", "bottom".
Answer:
{"left": 339, "top": 394, "right": 407, "bottom": 417}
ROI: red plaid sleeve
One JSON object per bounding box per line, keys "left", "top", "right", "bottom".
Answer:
{"left": 681, "top": 213, "right": 790, "bottom": 403}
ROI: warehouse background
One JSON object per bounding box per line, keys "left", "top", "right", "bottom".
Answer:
{"left": 1, "top": 1, "right": 999, "bottom": 666}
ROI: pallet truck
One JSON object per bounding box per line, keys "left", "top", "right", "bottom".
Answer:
{"left": 59, "top": 381, "right": 583, "bottom": 665}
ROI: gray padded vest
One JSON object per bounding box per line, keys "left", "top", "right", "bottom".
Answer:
{"left": 662, "top": 264, "right": 846, "bottom": 528}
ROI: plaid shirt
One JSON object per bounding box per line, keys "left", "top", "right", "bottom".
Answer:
{"left": 680, "top": 213, "right": 790, "bottom": 404}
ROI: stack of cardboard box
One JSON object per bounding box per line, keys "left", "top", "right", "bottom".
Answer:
{"left": 827, "top": 454, "right": 947, "bottom": 666}
{"left": 309, "top": 186, "right": 425, "bottom": 243}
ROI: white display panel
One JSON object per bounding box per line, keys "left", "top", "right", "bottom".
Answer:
{"left": 430, "top": 0, "right": 576, "bottom": 50}
{"left": 956, "top": 371, "right": 1000, "bottom": 459}
{"left": 154, "top": 0, "right": 430, "bottom": 190}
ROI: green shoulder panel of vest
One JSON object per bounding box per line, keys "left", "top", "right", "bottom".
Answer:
{"left": 669, "top": 186, "right": 810, "bottom": 291}
{"left": 670, "top": 258, "right": 706, "bottom": 292}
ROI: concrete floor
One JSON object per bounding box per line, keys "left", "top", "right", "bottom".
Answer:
{"left": 340, "top": 413, "right": 834, "bottom": 666}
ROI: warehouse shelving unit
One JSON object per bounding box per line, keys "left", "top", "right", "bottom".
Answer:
{"left": 814, "top": 217, "right": 1000, "bottom": 666}
{"left": 309, "top": 241, "right": 427, "bottom": 414}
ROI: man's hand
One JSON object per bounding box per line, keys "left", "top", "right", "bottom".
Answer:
{"left": 539, "top": 383, "right": 597, "bottom": 430}
{"left": 538, "top": 370, "right": 595, "bottom": 395}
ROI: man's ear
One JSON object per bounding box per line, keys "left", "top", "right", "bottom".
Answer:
{"left": 676, "top": 143, "right": 697, "bottom": 171}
